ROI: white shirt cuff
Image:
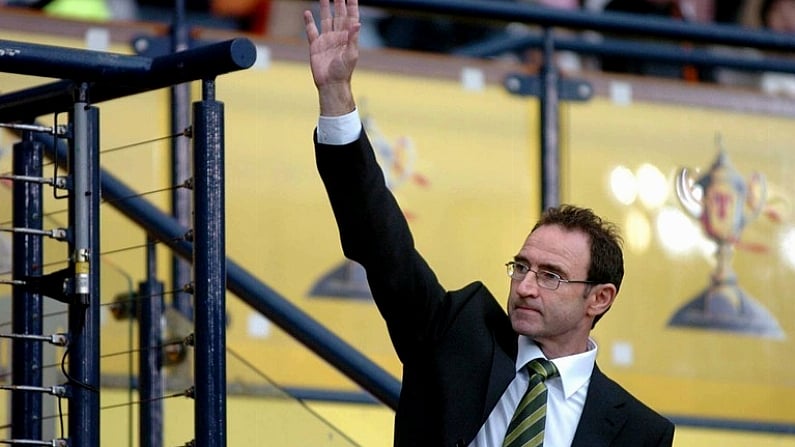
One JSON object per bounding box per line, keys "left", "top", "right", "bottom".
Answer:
{"left": 317, "top": 109, "right": 362, "bottom": 145}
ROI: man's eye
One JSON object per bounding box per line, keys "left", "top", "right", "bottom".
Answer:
{"left": 538, "top": 271, "right": 559, "bottom": 281}
{"left": 515, "top": 263, "right": 530, "bottom": 273}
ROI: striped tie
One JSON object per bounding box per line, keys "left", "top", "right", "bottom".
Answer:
{"left": 502, "top": 358, "right": 559, "bottom": 447}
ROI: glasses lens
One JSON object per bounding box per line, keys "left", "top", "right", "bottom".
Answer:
{"left": 506, "top": 263, "right": 516, "bottom": 278}
{"left": 536, "top": 271, "right": 560, "bottom": 290}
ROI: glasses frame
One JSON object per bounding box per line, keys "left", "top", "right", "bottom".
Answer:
{"left": 505, "top": 261, "right": 598, "bottom": 291}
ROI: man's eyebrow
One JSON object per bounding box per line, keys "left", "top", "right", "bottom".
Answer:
{"left": 513, "top": 256, "right": 560, "bottom": 272}
{"left": 532, "top": 259, "right": 567, "bottom": 275}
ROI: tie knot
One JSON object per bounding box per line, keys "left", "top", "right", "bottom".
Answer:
{"left": 526, "top": 358, "right": 558, "bottom": 381}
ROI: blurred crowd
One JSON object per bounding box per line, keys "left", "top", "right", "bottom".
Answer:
{"left": 0, "top": 0, "right": 274, "bottom": 33}
{"left": 3, "top": 0, "right": 795, "bottom": 94}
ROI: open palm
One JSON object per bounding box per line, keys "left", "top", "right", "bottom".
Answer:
{"left": 304, "top": 0, "right": 361, "bottom": 89}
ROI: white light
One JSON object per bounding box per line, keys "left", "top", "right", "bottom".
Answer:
{"left": 460, "top": 67, "right": 485, "bottom": 91}
{"left": 247, "top": 313, "right": 271, "bottom": 339}
{"left": 636, "top": 163, "right": 669, "bottom": 209}
{"left": 781, "top": 227, "right": 795, "bottom": 270}
{"left": 610, "top": 165, "right": 637, "bottom": 205}
{"left": 625, "top": 209, "right": 651, "bottom": 253}
{"left": 609, "top": 81, "right": 633, "bottom": 106}
{"left": 85, "top": 27, "right": 110, "bottom": 51}
{"left": 656, "top": 206, "right": 704, "bottom": 255}
{"left": 612, "top": 341, "right": 634, "bottom": 367}
{"left": 254, "top": 45, "right": 271, "bottom": 70}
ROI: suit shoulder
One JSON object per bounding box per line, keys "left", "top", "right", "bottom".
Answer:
{"left": 592, "top": 366, "right": 673, "bottom": 428}
{"left": 447, "top": 281, "right": 505, "bottom": 320}
{"left": 450, "top": 281, "right": 489, "bottom": 297}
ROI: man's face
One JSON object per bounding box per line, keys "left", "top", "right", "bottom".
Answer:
{"left": 507, "top": 224, "right": 598, "bottom": 357}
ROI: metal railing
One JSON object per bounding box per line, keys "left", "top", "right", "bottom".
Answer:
{"left": 0, "top": 36, "right": 256, "bottom": 447}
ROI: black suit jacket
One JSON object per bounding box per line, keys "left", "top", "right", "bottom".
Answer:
{"left": 315, "top": 130, "right": 674, "bottom": 446}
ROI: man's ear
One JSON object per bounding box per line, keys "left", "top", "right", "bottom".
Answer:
{"left": 588, "top": 283, "right": 617, "bottom": 318}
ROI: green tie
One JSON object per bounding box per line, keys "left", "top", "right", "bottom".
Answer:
{"left": 502, "top": 358, "right": 559, "bottom": 447}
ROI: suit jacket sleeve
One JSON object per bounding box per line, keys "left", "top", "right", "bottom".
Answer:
{"left": 315, "top": 129, "right": 447, "bottom": 362}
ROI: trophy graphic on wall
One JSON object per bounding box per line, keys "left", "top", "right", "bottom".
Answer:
{"left": 670, "top": 147, "right": 784, "bottom": 339}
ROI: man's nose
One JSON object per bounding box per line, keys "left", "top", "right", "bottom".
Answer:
{"left": 515, "top": 271, "right": 540, "bottom": 295}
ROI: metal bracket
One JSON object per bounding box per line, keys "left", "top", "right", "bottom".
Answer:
{"left": 503, "top": 73, "right": 593, "bottom": 101}
{"left": 0, "top": 332, "right": 69, "bottom": 346}
{"left": 0, "top": 384, "right": 67, "bottom": 397}
{"left": 16, "top": 174, "right": 72, "bottom": 190}
{"left": 21, "top": 267, "right": 74, "bottom": 304}
{"left": 0, "top": 226, "right": 70, "bottom": 242}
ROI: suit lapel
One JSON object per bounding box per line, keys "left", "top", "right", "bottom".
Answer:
{"left": 482, "top": 315, "right": 518, "bottom": 423}
{"left": 571, "top": 364, "right": 628, "bottom": 447}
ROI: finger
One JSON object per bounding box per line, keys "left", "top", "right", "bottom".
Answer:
{"left": 304, "top": 10, "right": 319, "bottom": 42}
{"left": 347, "top": 0, "right": 359, "bottom": 22}
{"left": 347, "top": 22, "right": 362, "bottom": 49}
{"left": 333, "top": 0, "right": 347, "bottom": 31}
{"left": 335, "top": 0, "right": 347, "bottom": 20}
{"left": 319, "top": 0, "right": 332, "bottom": 33}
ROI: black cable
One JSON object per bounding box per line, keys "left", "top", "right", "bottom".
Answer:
{"left": 60, "top": 342, "right": 99, "bottom": 394}
{"left": 57, "top": 395, "right": 65, "bottom": 439}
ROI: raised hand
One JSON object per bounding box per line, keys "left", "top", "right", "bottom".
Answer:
{"left": 304, "top": 0, "right": 361, "bottom": 116}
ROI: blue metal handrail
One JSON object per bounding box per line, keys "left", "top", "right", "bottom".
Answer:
{"left": 0, "top": 37, "right": 256, "bottom": 122}
{"left": 366, "top": 0, "right": 795, "bottom": 51}
{"left": 456, "top": 33, "right": 795, "bottom": 74}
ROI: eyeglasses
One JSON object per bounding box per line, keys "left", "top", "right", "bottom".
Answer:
{"left": 505, "top": 261, "right": 597, "bottom": 290}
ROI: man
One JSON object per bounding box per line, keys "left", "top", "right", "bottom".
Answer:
{"left": 304, "top": 1, "right": 675, "bottom": 445}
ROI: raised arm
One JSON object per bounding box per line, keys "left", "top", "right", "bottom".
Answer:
{"left": 306, "top": 0, "right": 449, "bottom": 360}
{"left": 304, "top": 0, "right": 361, "bottom": 117}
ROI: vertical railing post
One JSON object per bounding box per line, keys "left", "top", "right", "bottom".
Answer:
{"left": 192, "top": 78, "right": 227, "bottom": 447}
{"left": 170, "top": 0, "right": 194, "bottom": 319}
{"left": 11, "top": 131, "right": 44, "bottom": 440}
{"left": 539, "top": 27, "right": 561, "bottom": 211}
{"left": 67, "top": 83, "right": 101, "bottom": 447}
{"left": 139, "top": 236, "right": 165, "bottom": 447}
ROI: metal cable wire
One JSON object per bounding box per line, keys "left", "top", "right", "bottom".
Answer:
{"left": 0, "top": 180, "right": 189, "bottom": 228}
{"left": 0, "top": 336, "right": 184, "bottom": 384}
{"left": 99, "top": 130, "right": 190, "bottom": 156}
{"left": 226, "top": 347, "right": 363, "bottom": 447}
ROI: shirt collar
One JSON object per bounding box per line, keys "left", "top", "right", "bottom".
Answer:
{"left": 515, "top": 335, "right": 597, "bottom": 399}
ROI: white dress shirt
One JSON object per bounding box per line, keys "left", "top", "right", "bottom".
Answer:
{"left": 469, "top": 336, "right": 597, "bottom": 447}
{"left": 317, "top": 110, "right": 362, "bottom": 145}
